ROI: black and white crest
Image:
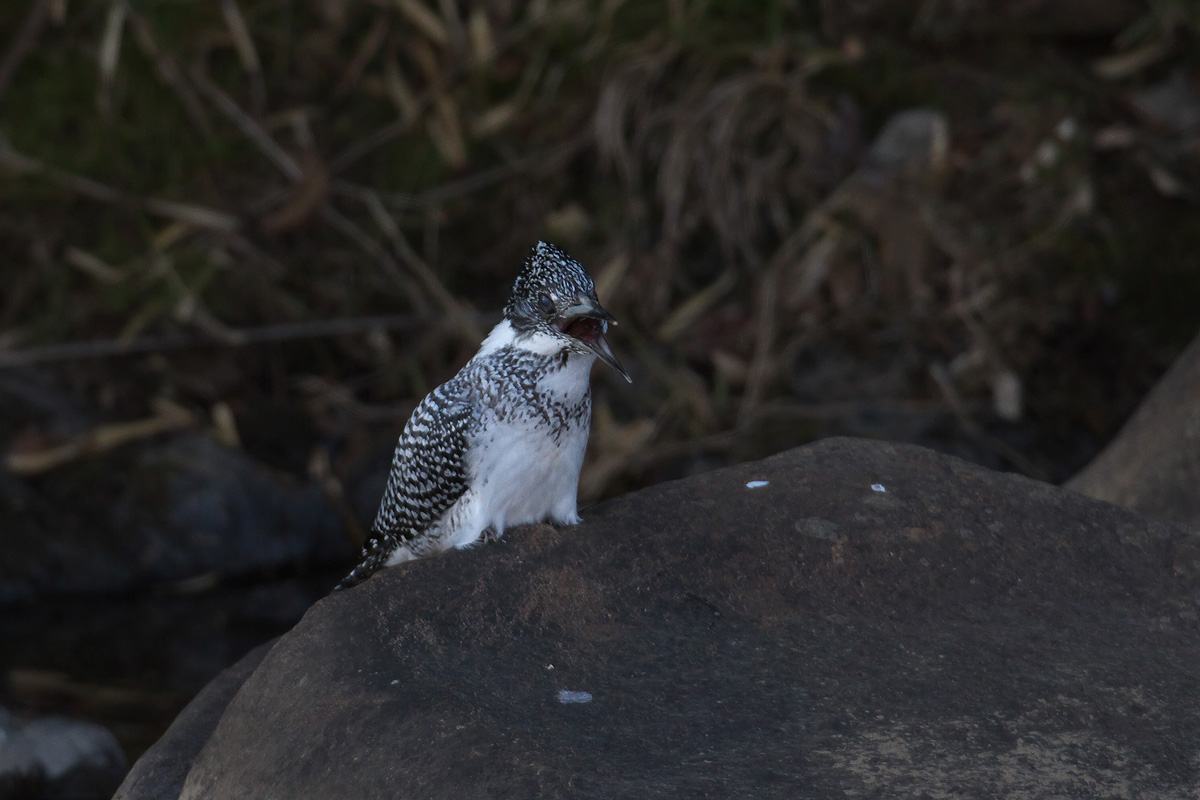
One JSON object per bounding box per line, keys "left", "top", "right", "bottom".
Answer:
{"left": 504, "top": 242, "right": 597, "bottom": 330}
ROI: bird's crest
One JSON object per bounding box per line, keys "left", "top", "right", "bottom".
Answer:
{"left": 504, "top": 242, "right": 596, "bottom": 322}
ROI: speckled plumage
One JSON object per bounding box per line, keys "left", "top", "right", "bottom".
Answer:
{"left": 337, "top": 243, "right": 626, "bottom": 589}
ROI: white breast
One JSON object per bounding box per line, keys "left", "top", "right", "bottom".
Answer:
{"left": 433, "top": 322, "right": 596, "bottom": 553}
{"left": 471, "top": 350, "right": 592, "bottom": 532}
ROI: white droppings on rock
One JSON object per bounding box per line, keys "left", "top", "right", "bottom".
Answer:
{"left": 746, "top": 480, "right": 769, "bottom": 489}
{"left": 871, "top": 484, "right": 887, "bottom": 493}
{"left": 557, "top": 690, "right": 592, "bottom": 704}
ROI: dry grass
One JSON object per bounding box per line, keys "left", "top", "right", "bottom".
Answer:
{"left": 1, "top": 0, "right": 1198, "bottom": 500}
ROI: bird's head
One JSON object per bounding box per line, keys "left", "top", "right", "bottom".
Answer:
{"left": 504, "top": 242, "right": 631, "bottom": 382}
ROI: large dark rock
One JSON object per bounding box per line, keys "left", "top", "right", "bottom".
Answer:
{"left": 1068, "top": 328, "right": 1200, "bottom": 530}
{"left": 0, "top": 435, "right": 347, "bottom": 604}
{"left": 123, "top": 438, "right": 1200, "bottom": 798}
{"left": 0, "top": 708, "right": 128, "bottom": 800}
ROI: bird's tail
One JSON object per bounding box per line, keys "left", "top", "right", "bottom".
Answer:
{"left": 334, "top": 536, "right": 390, "bottom": 591}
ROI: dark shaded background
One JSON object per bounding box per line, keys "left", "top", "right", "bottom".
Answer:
{"left": 1, "top": 0, "right": 1198, "bottom": 774}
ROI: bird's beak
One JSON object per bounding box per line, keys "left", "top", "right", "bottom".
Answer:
{"left": 558, "top": 300, "right": 632, "bottom": 383}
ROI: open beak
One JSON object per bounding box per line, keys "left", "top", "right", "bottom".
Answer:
{"left": 557, "top": 300, "right": 632, "bottom": 383}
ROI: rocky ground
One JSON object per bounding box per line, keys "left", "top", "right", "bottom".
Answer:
{"left": 116, "top": 439, "right": 1200, "bottom": 799}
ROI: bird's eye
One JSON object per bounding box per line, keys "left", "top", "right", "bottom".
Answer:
{"left": 537, "top": 294, "right": 555, "bottom": 316}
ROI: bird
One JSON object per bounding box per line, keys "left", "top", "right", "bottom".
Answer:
{"left": 337, "top": 242, "right": 630, "bottom": 589}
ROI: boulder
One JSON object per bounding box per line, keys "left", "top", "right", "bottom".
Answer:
{"left": 0, "top": 708, "right": 128, "bottom": 799}
{"left": 1068, "top": 328, "right": 1200, "bottom": 529}
{"left": 122, "top": 438, "right": 1200, "bottom": 798}
{"left": 112, "top": 645, "right": 272, "bottom": 800}
{"left": 0, "top": 435, "right": 347, "bottom": 604}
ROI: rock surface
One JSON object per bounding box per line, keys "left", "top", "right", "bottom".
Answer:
{"left": 0, "top": 434, "right": 347, "bottom": 604}
{"left": 1068, "top": 328, "right": 1200, "bottom": 529}
{"left": 122, "top": 438, "right": 1200, "bottom": 798}
{"left": 0, "top": 708, "right": 128, "bottom": 799}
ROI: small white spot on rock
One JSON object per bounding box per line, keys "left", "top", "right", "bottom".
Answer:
{"left": 871, "top": 484, "right": 887, "bottom": 493}
{"left": 746, "top": 480, "right": 769, "bottom": 489}
{"left": 557, "top": 690, "right": 593, "bottom": 704}
{"left": 391, "top": 679, "right": 399, "bottom": 685}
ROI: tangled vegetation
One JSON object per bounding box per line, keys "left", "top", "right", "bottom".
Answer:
{"left": 2, "top": 0, "right": 1199, "bottom": 503}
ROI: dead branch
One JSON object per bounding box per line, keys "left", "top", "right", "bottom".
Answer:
{"left": 0, "top": 135, "right": 239, "bottom": 231}
{"left": 5, "top": 398, "right": 196, "bottom": 476}
{"left": 188, "top": 65, "right": 301, "bottom": 180}
{"left": 0, "top": 313, "right": 481, "bottom": 369}
{"left": 0, "top": 0, "right": 51, "bottom": 105}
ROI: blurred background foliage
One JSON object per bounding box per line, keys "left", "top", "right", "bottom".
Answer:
{"left": 4, "top": 0, "right": 1200, "bottom": 492}
{"left": 3, "top": 0, "right": 1200, "bottom": 769}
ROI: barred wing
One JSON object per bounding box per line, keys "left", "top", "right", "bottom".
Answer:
{"left": 337, "top": 383, "right": 472, "bottom": 589}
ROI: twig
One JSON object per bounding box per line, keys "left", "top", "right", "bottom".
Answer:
{"left": 294, "top": 375, "right": 416, "bottom": 423}
{"left": 329, "top": 117, "right": 418, "bottom": 176}
{"left": 657, "top": 269, "right": 736, "bottom": 341}
{"left": 126, "top": 8, "right": 214, "bottom": 137}
{"left": 329, "top": 14, "right": 545, "bottom": 174}
{"left": 219, "top": 0, "right": 266, "bottom": 113}
{"left": 335, "top": 14, "right": 390, "bottom": 100}
{"left": 6, "top": 398, "right": 196, "bottom": 476}
{"left": 753, "top": 398, "right": 943, "bottom": 421}
{"left": 0, "top": 136, "right": 239, "bottom": 231}
{"left": 396, "top": 0, "right": 449, "bottom": 46}
{"left": 356, "top": 188, "right": 481, "bottom": 340}
{"left": 189, "top": 65, "right": 301, "bottom": 180}
{"left": 0, "top": 0, "right": 51, "bottom": 105}
{"left": 7, "top": 668, "right": 183, "bottom": 714}
{"left": 259, "top": 150, "right": 330, "bottom": 236}
{"left": 337, "top": 133, "right": 589, "bottom": 209}
{"left": 143, "top": 197, "right": 240, "bottom": 231}
{"left": 154, "top": 253, "right": 244, "bottom": 345}
{"left": 189, "top": 64, "right": 440, "bottom": 308}
{"left": 0, "top": 314, "right": 475, "bottom": 369}
{"left": 436, "top": 0, "right": 469, "bottom": 54}
{"left": 929, "top": 362, "right": 1048, "bottom": 480}
{"left": 319, "top": 205, "right": 428, "bottom": 311}
{"left": 97, "top": 1, "right": 127, "bottom": 118}
{"left": 307, "top": 445, "right": 367, "bottom": 546}
{"left": 621, "top": 429, "right": 740, "bottom": 475}
{"left": 738, "top": 258, "right": 781, "bottom": 427}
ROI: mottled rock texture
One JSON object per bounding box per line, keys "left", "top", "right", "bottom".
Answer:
{"left": 120, "top": 438, "right": 1200, "bottom": 799}
{"left": 1069, "top": 328, "right": 1200, "bottom": 530}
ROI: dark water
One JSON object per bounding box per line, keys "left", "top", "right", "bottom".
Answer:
{"left": 0, "top": 564, "right": 345, "bottom": 758}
